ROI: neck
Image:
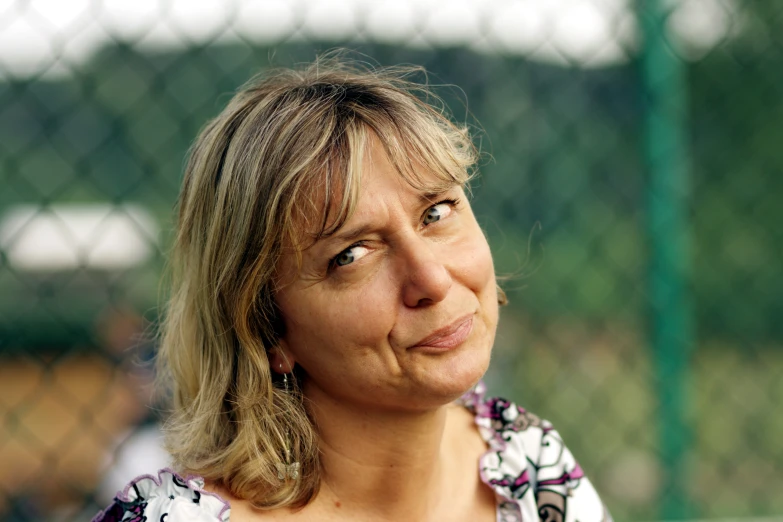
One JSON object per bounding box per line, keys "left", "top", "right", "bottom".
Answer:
{"left": 305, "top": 383, "right": 463, "bottom": 520}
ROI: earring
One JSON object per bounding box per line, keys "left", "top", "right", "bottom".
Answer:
{"left": 276, "top": 371, "right": 300, "bottom": 481}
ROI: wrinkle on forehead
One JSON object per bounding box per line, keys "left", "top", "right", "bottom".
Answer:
{"left": 280, "top": 124, "right": 471, "bottom": 278}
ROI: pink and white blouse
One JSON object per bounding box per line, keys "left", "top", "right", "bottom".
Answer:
{"left": 93, "top": 382, "right": 612, "bottom": 522}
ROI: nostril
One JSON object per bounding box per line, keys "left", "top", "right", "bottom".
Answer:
{"left": 402, "top": 259, "right": 452, "bottom": 308}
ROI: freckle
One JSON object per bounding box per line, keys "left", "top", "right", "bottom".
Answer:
{"left": 335, "top": 501, "right": 342, "bottom": 508}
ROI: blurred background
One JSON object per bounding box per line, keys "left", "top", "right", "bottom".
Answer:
{"left": 0, "top": 0, "right": 781, "bottom": 520}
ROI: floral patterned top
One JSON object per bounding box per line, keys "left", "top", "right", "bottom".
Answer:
{"left": 93, "top": 382, "right": 612, "bottom": 522}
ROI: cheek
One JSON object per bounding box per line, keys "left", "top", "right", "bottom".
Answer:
{"left": 476, "top": 240, "right": 500, "bottom": 319}
{"left": 453, "top": 226, "right": 499, "bottom": 330}
{"left": 326, "top": 287, "right": 394, "bottom": 342}
{"left": 281, "top": 279, "right": 398, "bottom": 364}
{"left": 454, "top": 225, "right": 496, "bottom": 293}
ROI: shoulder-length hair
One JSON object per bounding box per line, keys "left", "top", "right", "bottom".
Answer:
{"left": 156, "top": 53, "right": 488, "bottom": 509}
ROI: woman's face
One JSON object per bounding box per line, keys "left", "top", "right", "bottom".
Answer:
{"left": 274, "top": 137, "right": 499, "bottom": 411}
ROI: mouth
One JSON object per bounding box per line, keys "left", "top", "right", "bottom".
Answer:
{"left": 409, "top": 313, "right": 474, "bottom": 351}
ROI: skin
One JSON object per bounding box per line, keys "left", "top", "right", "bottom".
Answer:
{"left": 219, "top": 135, "right": 500, "bottom": 521}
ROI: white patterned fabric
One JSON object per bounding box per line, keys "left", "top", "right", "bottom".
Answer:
{"left": 462, "top": 382, "right": 612, "bottom": 522}
{"left": 92, "top": 469, "right": 230, "bottom": 522}
{"left": 94, "top": 382, "right": 611, "bottom": 522}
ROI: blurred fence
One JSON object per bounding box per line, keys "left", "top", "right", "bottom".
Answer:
{"left": 1, "top": 1, "right": 782, "bottom": 520}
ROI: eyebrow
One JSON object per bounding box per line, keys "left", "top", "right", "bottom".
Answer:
{"left": 317, "top": 189, "right": 452, "bottom": 248}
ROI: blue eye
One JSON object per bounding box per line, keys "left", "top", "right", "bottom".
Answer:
{"left": 334, "top": 249, "right": 355, "bottom": 266}
{"left": 423, "top": 206, "right": 442, "bottom": 225}
{"left": 329, "top": 243, "right": 370, "bottom": 270}
{"left": 423, "top": 200, "right": 457, "bottom": 225}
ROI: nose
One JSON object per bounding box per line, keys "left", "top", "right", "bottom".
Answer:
{"left": 399, "top": 236, "right": 452, "bottom": 308}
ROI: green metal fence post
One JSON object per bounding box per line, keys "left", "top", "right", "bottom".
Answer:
{"left": 638, "top": 1, "right": 694, "bottom": 519}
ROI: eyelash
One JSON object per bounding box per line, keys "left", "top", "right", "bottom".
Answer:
{"left": 327, "top": 197, "right": 461, "bottom": 271}
{"left": 434, "top": 198, "right": 460, "bottom": 213}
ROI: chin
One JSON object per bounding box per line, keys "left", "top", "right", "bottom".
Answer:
{"left": 409, "top": 341, "right": 492, "bottom": 407}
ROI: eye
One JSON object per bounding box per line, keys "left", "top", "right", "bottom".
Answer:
{"left": 423, "top": 199, "right": 457, "bottom": 225}
{"left": 330, "top": 243, "right": 370, "bottom": 269}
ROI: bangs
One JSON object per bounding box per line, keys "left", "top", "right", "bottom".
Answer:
{"left": 283, "top": 111, "right": 476, "bottom": 262}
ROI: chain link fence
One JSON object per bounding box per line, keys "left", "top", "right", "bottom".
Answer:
{"left": 1, "top": 1, "right": 781, "bottom": 520}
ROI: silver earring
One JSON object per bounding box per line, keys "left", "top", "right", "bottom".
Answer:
{"left": 276, "top": 371, "right": 300, "bottom": 481}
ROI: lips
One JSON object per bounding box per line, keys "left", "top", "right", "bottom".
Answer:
{"left": 409, "top": 313, "right": 474, "bottom": 350}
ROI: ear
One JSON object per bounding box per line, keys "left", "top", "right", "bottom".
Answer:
{"left": 269, "top": 339, "right": 296, "bottom": 374}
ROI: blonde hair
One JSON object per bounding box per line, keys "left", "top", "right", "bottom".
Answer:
{"left": 157, "top": 55, "right": 483, "bottom": 508}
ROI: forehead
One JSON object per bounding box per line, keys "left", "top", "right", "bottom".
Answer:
{"left": 287, "top": 133, "right": 462, "bottom": 252}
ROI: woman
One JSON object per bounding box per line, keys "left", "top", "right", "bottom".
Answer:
{"left": 94, "top": 57, "right": 611, "bottom": 522}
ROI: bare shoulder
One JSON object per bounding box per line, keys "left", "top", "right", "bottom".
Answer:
{"left": 204, "top": 482, "right": 315, "bottom": 522}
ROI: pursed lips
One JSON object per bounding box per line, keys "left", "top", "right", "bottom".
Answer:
{"left": 407, "top": 313, "right": 475, "bottom": 350}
